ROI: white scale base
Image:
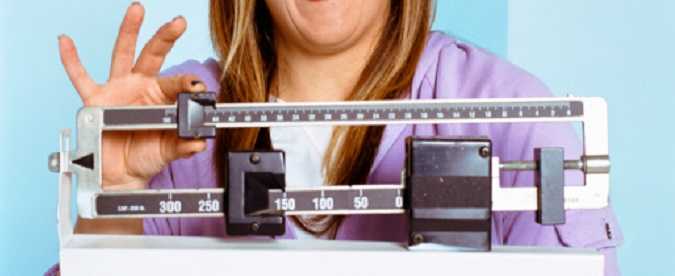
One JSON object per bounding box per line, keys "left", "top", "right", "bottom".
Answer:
{"left": 60, "top": 234, "right": 604, "bottom": 276}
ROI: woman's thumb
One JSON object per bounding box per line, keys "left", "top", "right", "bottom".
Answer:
{"left": 161, "top": 133, "right": 208, "bottom": 163}
{"left": 175, "top": 139, "right": 208, "bottom": 159}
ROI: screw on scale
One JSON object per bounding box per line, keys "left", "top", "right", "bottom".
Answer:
{"left": 479, "top": 146, "right": 490, "bottom": 158}
{"left": 251, "top": 222, "right": 260, "bottom": 232}
{"left": 250, "top": 153, "right": 261, "bottom": 164}
{"left": 412, "top": 233, "right": 425, "bottom": 245}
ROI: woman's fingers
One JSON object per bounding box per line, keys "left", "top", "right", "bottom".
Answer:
{"left": 160, "top": 132, "right": 207, "bottom": 164}
{"left": 157, "top": 74, "right": 207, "bottom": 102}
{"left": 132, "top": 16, "right": 187, "bottom": 76}
{"left": 58, "top": 35, "right": 97, "bottom": 101}
{"left": 175, "top": 139, "right": 208, "bottom": 159}
{"left": 109, "top": 2, "right": 145, "bottom": 80}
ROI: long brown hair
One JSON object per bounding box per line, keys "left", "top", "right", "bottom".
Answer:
{"left": 209, "top": 0, "right": 433, "bottom": 236}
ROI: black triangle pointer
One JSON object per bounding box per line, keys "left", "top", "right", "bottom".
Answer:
{"left": 73, "top": 153, "right": 94, "bottom": 170}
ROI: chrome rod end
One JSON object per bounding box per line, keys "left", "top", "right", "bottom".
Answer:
{"left": 48, "top": 152, "right": 60, "bottom": 173}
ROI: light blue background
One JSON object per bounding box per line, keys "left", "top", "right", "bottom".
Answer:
{"left": 0, "top": 1, "right": 671, "bottom": 275}
{"left": 507, "top": 2, "right": 675, "bottom": 276}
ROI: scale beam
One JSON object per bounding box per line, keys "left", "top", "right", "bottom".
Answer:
{"left": 101, "top": 92, "right": 585, "bottom": 135}
{"left": 49, "top": 92, "right": 610, "bottom": 229}
{"left": 88, "top": 155, "right": 607, "bottom": 219}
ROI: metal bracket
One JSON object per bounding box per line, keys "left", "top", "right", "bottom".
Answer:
{"left": 226, "top": 151, "right": 286, "bottom": 236}
{"left": 535, "top": 148, "right": 566, "bottom": 225}
{"left": 406, "top": 137, "right": 492, "bottom": 250}
{"left": 177, "top": 92, "right": 217, "bottom": 139}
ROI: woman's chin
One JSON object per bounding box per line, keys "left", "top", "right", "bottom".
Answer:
{"left": 294, "top": 29, "right": 361, "bottom": 54}
{"left": 266, "top": 0, "right": 388, "bottom": 55}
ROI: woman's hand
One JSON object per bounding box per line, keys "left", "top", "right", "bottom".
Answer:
{"left": 58, "top": 2, "right": 207, "bottom": 191}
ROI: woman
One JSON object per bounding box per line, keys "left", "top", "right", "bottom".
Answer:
{"left": 51, "top": 1, "right": 622, "bottom": 275}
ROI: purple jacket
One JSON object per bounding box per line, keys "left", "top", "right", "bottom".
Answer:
{"left": 47, "top": 32, "right": 622, "bottom": 276}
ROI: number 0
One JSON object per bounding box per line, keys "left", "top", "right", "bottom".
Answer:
{"left": 395, "top": 196, "right": 403, "bottom": 208}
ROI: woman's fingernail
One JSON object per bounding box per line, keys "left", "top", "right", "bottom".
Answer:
{"left": 172, "top": 15, "right": 184, "bottom": 22}
{"left": 191, "top": 80, "right": 203, "bottom": 87}
{"left": 131, "top": 1, "right": 141, "bottom": 7}
{"left": 58, "top": 34, "right": 69, "bottom": 44}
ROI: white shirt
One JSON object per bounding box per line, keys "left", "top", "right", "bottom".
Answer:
{"left": 269, "top": 98, "right": 333, "bottom": 239}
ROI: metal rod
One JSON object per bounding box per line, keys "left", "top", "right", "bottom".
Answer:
{"left": 499, "top": 156, "right": 609, "bottom": 174}
{"left": 500, "top": 160, "right": 582, "bottom": 171}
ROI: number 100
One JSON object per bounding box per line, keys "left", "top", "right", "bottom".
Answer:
{"left": 312, "top": 197, "right": 334, "bottom": 210}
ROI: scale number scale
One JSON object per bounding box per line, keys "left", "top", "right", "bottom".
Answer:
{"left": 206, "top": 101, "right": 583, "bottom": 125}
{"left": 103, "top": 100, "right": 583, "bottom": 126}
{"left": 96, "top": 190, "right": 224, "bottom": 217}
{"left": 267, "top": 186, "right": 404, "bottom": 215}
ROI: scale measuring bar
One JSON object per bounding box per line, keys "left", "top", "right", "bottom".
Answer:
{"left": 95, "top": 185, "right": 405, "bottom": 218}
{"left": 92, "top": 154, "right": 600, "bottom": 219}
{"left": 99, "top": 93, "right": 584, "bottom": 133}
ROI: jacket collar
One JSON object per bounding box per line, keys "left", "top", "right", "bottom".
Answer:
{"left": 369, "top": 32, "right": 450, "bottom": 174}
